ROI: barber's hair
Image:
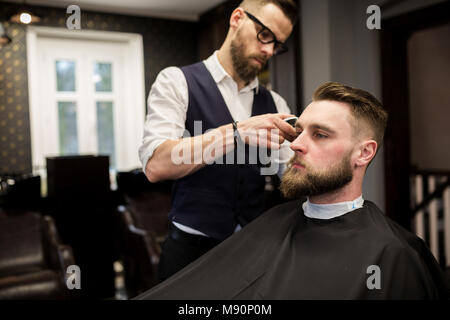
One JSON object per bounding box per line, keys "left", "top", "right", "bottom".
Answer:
{"left": 239, "top": 0, "right": 298, "bottom": 25}
{"left": 313, "top": 82, "right": 388, "bottom": 146}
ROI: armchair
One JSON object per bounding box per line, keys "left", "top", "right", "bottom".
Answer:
{"left": 0, "top": 211, "right": 77, "bottom": 299}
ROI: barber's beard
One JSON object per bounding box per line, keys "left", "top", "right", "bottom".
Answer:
{"left": 230, "top": 30, "right": 267, "bottom": 83}
{"left": 279, "top": 153, "right": 354, "bottom": 199}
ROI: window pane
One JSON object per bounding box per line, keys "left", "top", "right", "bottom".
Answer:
{"left": 96, "top": 101, "right": 116, "bottom": 169}
{"left": 56, "top": 60, "right": 76, "bottom": 92}
{"left": 94, "top": 62, "right": 112, "bottom": 92}
{"left": 58, "top": 101, "right": 78, "bottom": 154}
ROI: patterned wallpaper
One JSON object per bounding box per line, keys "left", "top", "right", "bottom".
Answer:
{"left": 0, "top": 1, "right": 198, "bottom": 175}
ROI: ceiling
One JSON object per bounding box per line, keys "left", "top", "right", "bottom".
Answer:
{"left": 2, "top": 0, "right": 227, "bottom": 21}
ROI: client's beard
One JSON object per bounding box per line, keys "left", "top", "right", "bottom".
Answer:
{"left": 230, "top": 30, "right": 267, "bottom": 83}
{"left": 280, "top": 153, "right": 353, "bottom": 199}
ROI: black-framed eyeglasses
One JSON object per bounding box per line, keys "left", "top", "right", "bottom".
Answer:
{"left": 244, "top": 11, "right": 288, "bottom": 56}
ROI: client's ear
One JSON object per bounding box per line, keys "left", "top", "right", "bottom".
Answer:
{"left": 355, "top": 140, "right": 377, "bottom": 168}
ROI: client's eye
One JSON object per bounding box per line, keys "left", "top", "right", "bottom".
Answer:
{"left": 314, "top": 132, "right": 327, "bottom": 139}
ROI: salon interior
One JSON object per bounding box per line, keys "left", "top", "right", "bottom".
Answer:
{"left": 0, "top": 0, "right": 449, "bottom": 300}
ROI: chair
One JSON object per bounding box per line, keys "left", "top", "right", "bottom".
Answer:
{"left": 0, "top": 174, "right": 42, "bottom": 212}
{"left": 0, "top": 211, "right": 77, "bottom": 300}
{"left": 46, "top": 155, "right": 116, "bottom": 299}
{"left": 116, "top": 169, "right": 172, "bottom": 246}
{"left": 115, "top": 205, "right": 160, "bottom": 298}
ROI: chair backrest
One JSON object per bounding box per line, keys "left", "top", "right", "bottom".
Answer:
{"left": 116, "top": 169, "right": 172, "bottom": 196}
{"left": 116, "top": 206, "right": 160, "bottom": 296}
{"left": 0, "top": 212, "right": 45, "bottom": 276}
{"left": 116, "top": 169, "right": 172, "bottom": 241}
{"left": 0, "top": 175, "right": 41, "bottom": 211}
{"left": 127, "top": 192, "right": 171, "bottom": 240}
{"left": 46, "top": 155, "right": 110, "bottom": 200}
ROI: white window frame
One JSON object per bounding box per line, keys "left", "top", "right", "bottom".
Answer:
{"left": 27, "top": 27, "right": 146, "bottom": 191}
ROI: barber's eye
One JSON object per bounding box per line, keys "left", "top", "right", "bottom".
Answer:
{"left": 259, "top": 29, "right": 273, "bottom": 41}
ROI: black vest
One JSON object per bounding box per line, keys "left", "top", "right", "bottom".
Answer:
{"left": 168, "top": 62, "right": 277, "bottom": 240}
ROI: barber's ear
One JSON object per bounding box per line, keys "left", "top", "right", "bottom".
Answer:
{"left": 230, "top": 8, "right": 245, "bottom": 29}
{"left": 355, "top": 140, "right": 377, "bottom": 167}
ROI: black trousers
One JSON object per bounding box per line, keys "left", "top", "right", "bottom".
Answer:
{"left": 157, "top": 225, "right": 221, "bottom": 283}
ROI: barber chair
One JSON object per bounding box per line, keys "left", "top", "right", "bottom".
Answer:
{"left": 115, "top": 205, "right": 160, "bottom": 298}
{"left": 0, "top": 211, "right": 77, "bottom": 300}
{"left": 46, "top": 155, "right": 116, "bottom": 299}
{"left": 0, "top": 174, "right": 42, "bottom": 212}
{"left": 116, "top": 169, "right": 172, "bottom": 245}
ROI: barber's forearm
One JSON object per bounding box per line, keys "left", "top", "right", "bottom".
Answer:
{"left": 145, "top": 139, "right": 204, "bottom": 182}
{"left": 144, "top": 124, "right": 235, "bottom": 182}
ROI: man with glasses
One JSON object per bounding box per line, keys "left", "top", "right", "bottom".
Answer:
{"left": 139, "top": 0, "right": 298, "bottom": 283}
{"left": 244, "top": 11, "right": 289, "bottom": 55}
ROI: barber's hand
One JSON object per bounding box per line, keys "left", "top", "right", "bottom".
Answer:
{"left": 237, "top": 113, "right": 298, "bottom": 149}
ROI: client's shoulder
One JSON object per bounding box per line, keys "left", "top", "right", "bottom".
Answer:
{"left": 362, "top": 200, "right": 427, "bottom": 251}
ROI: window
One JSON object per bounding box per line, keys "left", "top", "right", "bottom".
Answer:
{"left": 27, "top": 27, "right": 145, "bottom": 192}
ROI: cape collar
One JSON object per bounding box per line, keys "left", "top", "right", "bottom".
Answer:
{"left": 302, "top": 195, "right": 364, "bottom": 220}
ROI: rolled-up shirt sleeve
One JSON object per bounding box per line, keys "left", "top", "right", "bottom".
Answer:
{"left": 138, "top": 67, "right": 188, "bottom": 171}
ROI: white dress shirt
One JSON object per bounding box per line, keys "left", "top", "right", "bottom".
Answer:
{"left": 138, "top": 51, "right": 295, "bottom": 236}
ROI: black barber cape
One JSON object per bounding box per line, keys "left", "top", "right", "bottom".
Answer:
{"left": 135, "top": 200, "right": 448, "bottom": 299}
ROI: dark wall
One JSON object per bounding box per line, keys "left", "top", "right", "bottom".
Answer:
{"left": 197, "top": 0, "right": 240, "bottom": 60}
{"left": 0, "top": 1, "right": 198, "bottom": 175}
